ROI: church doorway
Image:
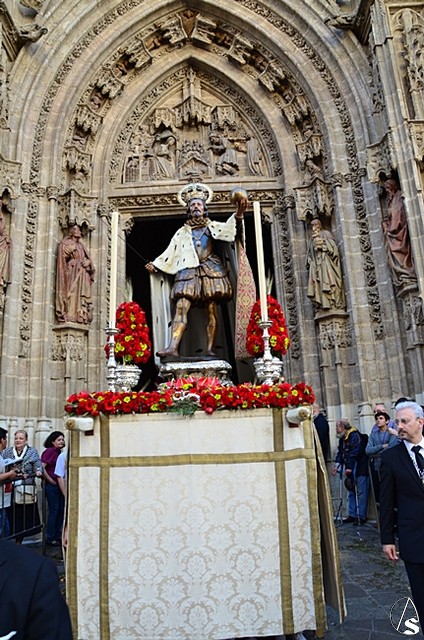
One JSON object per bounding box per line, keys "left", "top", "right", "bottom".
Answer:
{"left": 125, "top": 208, "right": 274, "bottom": 388}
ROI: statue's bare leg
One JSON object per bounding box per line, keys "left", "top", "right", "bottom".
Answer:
{"left": 157, "top": 298, "right": 191, "bottom": 358}
{"left": 205, "top": 301, "right": 218, "bottom": 357}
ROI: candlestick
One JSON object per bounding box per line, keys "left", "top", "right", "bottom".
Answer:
{"left": 253, "top": 201, "right": 268, "bottom": 323}
{"left": 109, "top": 211, "right": 119, "bottom": 327}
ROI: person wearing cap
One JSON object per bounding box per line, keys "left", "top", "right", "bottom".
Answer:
{"left": 365, "top": 411, "right": 398, "bottom": 505}
{"left": 370, "top": 402, "right": 398, "bottom": 435}
{"left": 331, "top": 418, "right": 369, "bottom": 525}
{"left": 146, "top": 184, "right": 247, "bottom": 358}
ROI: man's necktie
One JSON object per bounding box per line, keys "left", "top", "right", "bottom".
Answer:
{"left": 411, "top": 445, "right": 424, "bottom": 473}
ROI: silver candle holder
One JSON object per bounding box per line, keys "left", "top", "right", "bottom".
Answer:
{"left": 105, "top": 325, "right": 120, "bottom": 392}
{"left": 253, "top": 320, "right": 284, "bottom": 385}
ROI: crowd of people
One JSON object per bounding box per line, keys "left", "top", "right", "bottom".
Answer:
{"left": 0, "top": 428, "right": 72, "bottom": 639}
{"left": 320, "top": 397, "right": 424, "bottom": 632}
{"left": 0, "top": 428, "right": 66, "bottom": 545}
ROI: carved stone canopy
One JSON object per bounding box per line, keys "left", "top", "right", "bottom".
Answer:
{"left": 118, "top": 67, "right": 271, "bottom": 187}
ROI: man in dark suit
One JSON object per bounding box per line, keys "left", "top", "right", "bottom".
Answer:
{"left": 380, "top": 400, "right": 424, "bottom": 630}
{"left": 0, "top": 539, "right": 73, "bottom": 639}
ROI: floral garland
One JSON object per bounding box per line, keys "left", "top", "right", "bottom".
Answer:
{"left": 104, "top": 301, "right": 151, "bottom": 365}
{"left": 246, "top": 295, "right": 290, "bottom": 357}
{"left": 65, "top": 376, "right": 315, "bottom": 417}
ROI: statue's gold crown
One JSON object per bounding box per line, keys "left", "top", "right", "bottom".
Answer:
{"left": 177, "top": 183, "right": 213, "bottom": 206}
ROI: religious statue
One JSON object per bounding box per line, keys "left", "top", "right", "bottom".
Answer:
{"left": 209, "top": 132, "right": 239, "bottom": 176}
{"left": 306, "top": 218, "right": 346, "bottom": 312}
{"left": 146, "top": 183, "right": 247, "bottom": 359}
{"left": 382, "top": 178, "right": 416, "bottom": 285}
{"left": 145, "top": 129, "right": 177, "bottom": 179}
{"left": 55, "top": 225, "right": 95, "bottom": 324}
{"left": 0, "top": 212, "right": 11, "bottom": 312}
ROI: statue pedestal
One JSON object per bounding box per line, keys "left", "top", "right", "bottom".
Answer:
{"left": 158, "top": 357, "right": 232, "bottom": 383}
{"left": 66, "top": 407, "right": 344, "bottom": 640}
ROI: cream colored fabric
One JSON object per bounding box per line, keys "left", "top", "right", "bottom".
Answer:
{"left": 67, "top": 408, "right": 344, "bottom": 640}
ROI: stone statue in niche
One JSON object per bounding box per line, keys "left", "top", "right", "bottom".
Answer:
{"left": 55, "top": 225, "right": 95, "bottom": 325}
{"left": 382, "top": 178, "right": 416, "bottom": 285}
{"left": 124, "top": 157, "right": 140, "bottom": 182}
{"left": 209, "top": 131, "right": 238, "bottom": 175}
{"left": 245, "top": 135, "right": 263, "bottom": 175}
{"left": 304, "top": 159, "right": 323, "bottom": 182}
{"left": 306, "top": 219, "right": 346, "bottom": 312}
{"left": 145, "top": 129, "right": 177, "bottom": 179}
{"left": 0, "top": 211, "right": 11, "bottom": 312}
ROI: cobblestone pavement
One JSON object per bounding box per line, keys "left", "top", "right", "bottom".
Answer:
{"left": 323, "top": 519, "right": 414, "bottom": 640}
{"left": 29, "top": 519, "right": 415, "bottom": 640}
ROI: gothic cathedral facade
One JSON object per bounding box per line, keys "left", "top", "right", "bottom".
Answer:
{"left": 1, "top": 0, "right": 424, "bottom": 437}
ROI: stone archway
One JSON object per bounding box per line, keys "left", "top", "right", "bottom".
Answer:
{"left": 3, "top": 0, "right": 417, "bottom": 428}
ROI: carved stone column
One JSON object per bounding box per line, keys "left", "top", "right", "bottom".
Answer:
{"left": 317, "top": 312, "right": 352, "bottom": 411}
{"left": 51, "top": 325, "right": 89, "bottom": 407}
{"left": 402, "top": 291, "right": 424, "bottom": 404}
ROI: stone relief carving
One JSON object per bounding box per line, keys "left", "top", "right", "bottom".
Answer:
{"left": 19, "top": 23, "right": 47, "bottom": 42}
{"left": 24, "top": 0, "right": 383, "bottom": 346}
{"left": 58, "top": 10, "right": 323, "bottom": 189}
{"left": 294, "top": 177, "right": 333, "bottom": 221}
{"left": 0, "top": 209, "right": 11, "bottom": 312}
{"left": 274, "top": 196, "right": 300, "bottom": 360}
{"left": 51, "top": 331, "right": 85, "bottom": 362}
{"left": 0, "top": 1, "right": 20, "bottom": 60}
{"left": 366, "top": 132, "right": 395, "bottom": 183}
{"left": 19, "top": 0, "right": 44, "bottom": 11}
{"left": 367, "top": 37, "right": 386, "bottom": 117}
{"left": 19, "top": 198, "right": 37, "bottom": 357}
{"left": 57, "top": 190, "right": 97, "bottom": 231}
{"left": 0, "top": 155, "right": 20, "bottom": 201}
{"left": 409, "top": 121, "right": 424, "bottom": 170}
{"left": 318, "top": 317, "right": 352, "bottom": 350}
{"left": 404, "top": 294, "right": 424, "bottom": 329}
{"left": 403, "top": 293, "right": 424, "bottom": 348}
{"left": 118, "top": 68, "right": 270, "bottom": 185}
{"left": 392, "top": 8, "right": 424, "bottom": 121}
{"left": 0, "top": 54, "right": 10, "bottom": 129}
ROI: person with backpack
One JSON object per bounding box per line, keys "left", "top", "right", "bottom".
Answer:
{"left": 331, "top": 418, "right": 370, "bottom": 525}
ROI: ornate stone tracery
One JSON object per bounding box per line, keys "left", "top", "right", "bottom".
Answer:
{"left": 391, "top": 8, "right": 424, "bottom": 120}
{"left": 4, "top": 0, "right": 417, "bottom": 423}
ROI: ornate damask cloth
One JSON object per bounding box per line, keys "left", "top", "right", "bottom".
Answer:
{"left": 234, "top": 243, "right": 257, "bottom": 359}
{"left": 66, "top": 408, "right": 344, "bottom": 640}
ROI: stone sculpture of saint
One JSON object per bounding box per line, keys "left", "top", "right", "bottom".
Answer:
{"left": 306, "top": 218, "right": 346, "bottom": 311}
{"left": 145, "top": 129, "right": 176, "bottom": 179}
{"left": 382, "top": 178, "right": 416, "bottom": 284}
{"left": 0, "top": 212, "right": 11, "bottom": 311}
{"left": 55, "top": 225, "right": 95, "bottom": 324}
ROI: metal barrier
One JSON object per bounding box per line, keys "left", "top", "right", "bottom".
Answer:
{"left": 0, "top": 476, "right": 46, "bottom": 544}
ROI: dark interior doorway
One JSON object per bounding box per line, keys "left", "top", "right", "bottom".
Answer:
{"left": 125, "top": 209, "right": 274, "bottom": 389}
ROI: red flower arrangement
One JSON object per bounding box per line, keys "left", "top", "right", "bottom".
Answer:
{"left": 65, "top": 378, "right": 315, "bottom": 417}
{"left": 104, "top": 301, "right": 151, "bottom": 364}
{"left": 246, "top": 295, "right": 290, "bottom": 357}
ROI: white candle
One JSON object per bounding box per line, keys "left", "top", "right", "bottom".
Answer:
{"left": 109, "top": 211, "right": 119, "bottom": 327}
{"left": 253, "top": 201, "right": 268, "bottom": 323}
